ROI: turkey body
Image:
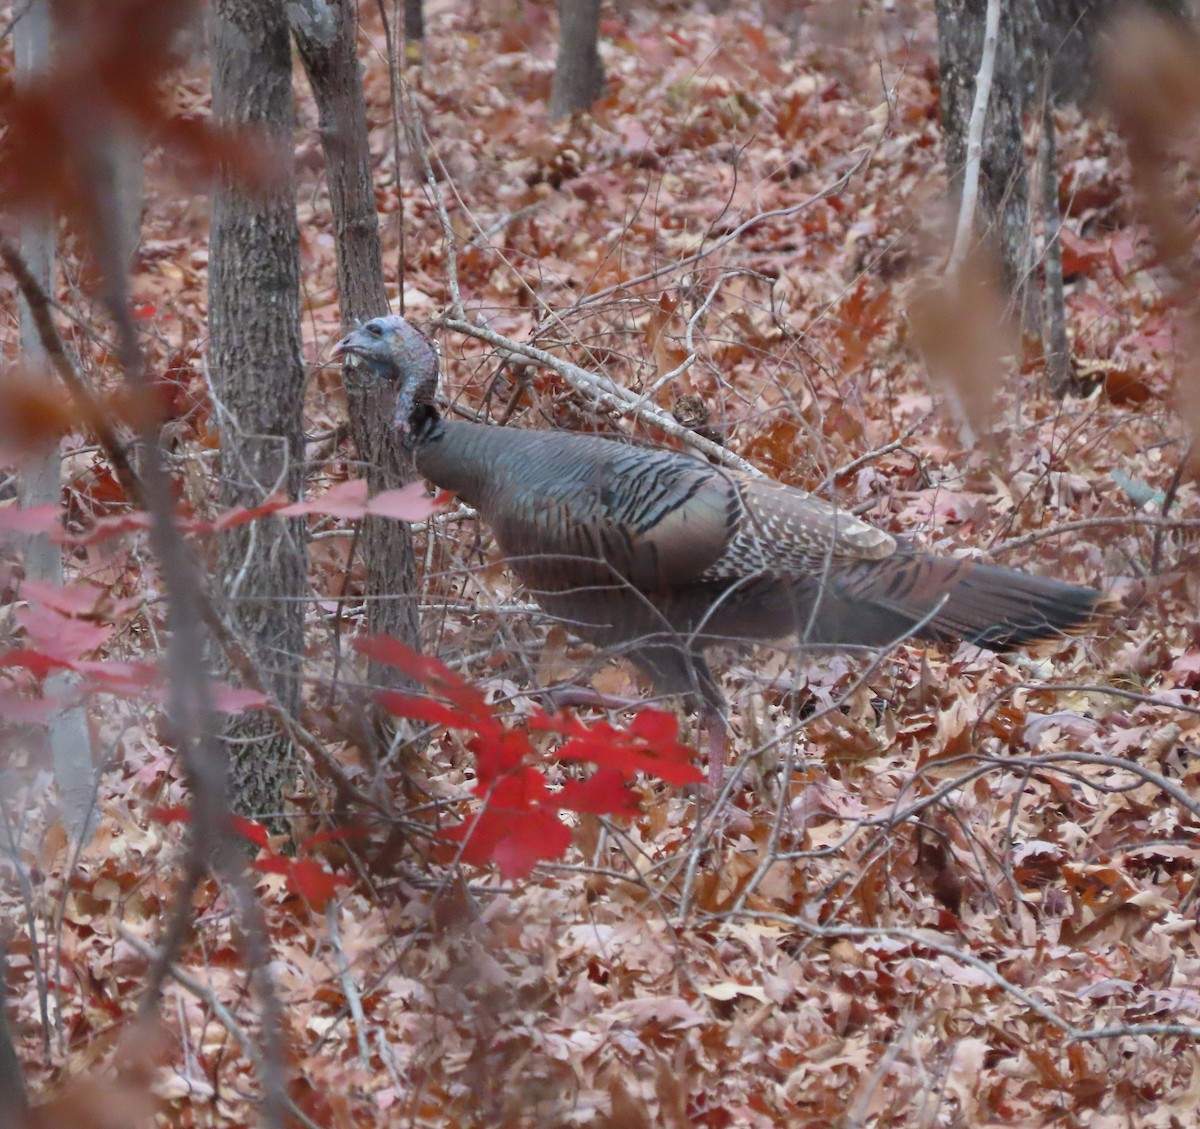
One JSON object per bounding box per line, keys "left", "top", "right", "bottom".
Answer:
{"left": 417, "top": 419, "right": 1101, "bottom": 707}
{"left": 334, "top": 315, "right": 1105, "bottom": 736}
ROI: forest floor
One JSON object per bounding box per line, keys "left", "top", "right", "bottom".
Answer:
{"left": 5, "top": 1, "right": 1200, "bottom": 1126}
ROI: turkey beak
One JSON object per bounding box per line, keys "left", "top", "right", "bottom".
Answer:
{"left": 331, "top": 331, "right": 359, "bottom": 367}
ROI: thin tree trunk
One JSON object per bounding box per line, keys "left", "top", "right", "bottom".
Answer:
{"left": 16, "top": 0, "right": 99, "bottom": 845}
{"left": 293, "top": 0, "right": 422, "bottom": 699}
{"left": 936, "top": 0, "right": 1034, "bottom": 319}
{"left": 405, "top": 0, "right": 424, "bottom": 42}
{"left": 1039, "top": 95, "right": 1072, "bottom": 394}
{"left": 16, "top": 0, "right": 58, "bottom": 599}
{"left": 209, "top": 0, "right": 305, "bottom": 821}
{"left": 551, "top": 0, "right": 604, "bottom": 119}
{"left": 0, "top": 947, "right": 27, "bottom": 1129}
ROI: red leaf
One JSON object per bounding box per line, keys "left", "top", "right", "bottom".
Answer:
{"left": 476, "top": 766, "right": 551, "bottom": 808}
{"left": 278, "top": 478, "right": 369, "bottom": 519}
{"left": 441, "top": 808, "right": 512, "bottom": 866}
{"left": 628, "top": 708, "right": 682, "bottom": 744}
{"left": 253, "top": 856, "right": 290, "bottom": 876}
{"left": 556, "top": 733, "right": 703, "bottom": 785}
{"left": 284, "top": 859, "right": 348, "bottom": 900}
{"left": 0, "top": 648, "right": 73, "bottom": 678}
{"left": 149, "top": 805, "right": 191, "bottom": 825}
{"left": 375, "top": 691, "right": 489, "bottom": 734}
{"left": 232, "top": 816, "right": 270, "bottom": 848}
{"left": 0, "top": 504, "right": 63, "bottom": 535}
{"left": 556, "top": 768, "right": 641, "bottom": 816}
{"left": 357, "top": 635, "right": 495, "bottom": 722}
{"left": 20, "top": 579, "right": 104, "bottom": 617}
{"left": 208, "top": 684, "right": 271, "bottom": 714}
{"left": 354, "top": 635, "right": 462, "bottom": 688}
{"left": 1059, "top": 227, "right": 1106, "bottom": 277}
{"left": 442, "top": 804, "right": 571, "bottom": 879}
{"left": 0, "top": 686, "right": 58, "bottom": 723}
{"left": 469, "top": 728, "right": 532, "bottom": 782}
{"left": 75, "top": 660, "right": 160, "bottom": 692}
{"left": 212, "top": 495, "right": 291, "bottom": 532}
{"left": 16, "top": 604, "right": 112, "bottom": 661}
{"left": 253, "top": 856, "right": 347, "bottom": 901}
{"left": 532, "top": 708, "right": 702, "bottom": 785}
{"left": 365, "top": 482, "right": 446, "bottom": 521}
{"left": 490, "top": 808, "right": 572, "bottom": 879}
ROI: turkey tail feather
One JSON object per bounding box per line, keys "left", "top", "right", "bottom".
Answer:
{"left": 836, "top": 555, "right": 1106, "bottom": 651}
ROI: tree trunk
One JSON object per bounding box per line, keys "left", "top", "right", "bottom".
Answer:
{"left": 0, "top": 947, "right": 27, "bottom": 1129}
{"left": 1039, "top": 96, "right": 1072, "bottom": 394}
{"left": 209, "top": 0, "right": 305, "bottom": 821}
{"left": 936, "top": 0, "right": 1034, "bottom": 317}
{"left": 405, "top": 0, "right": 424, "bottom": 42}
{"left": 293, "top": 0, "right": 421, "bottom": 699}
{"left": 1038, "top": 0, "right": 1192, "bottom": 103}
{"left": 16, "top": 0, "right": 101, "bottom": 845}
{"left": 550, "top": 0, "right": 604, "bottom": 119}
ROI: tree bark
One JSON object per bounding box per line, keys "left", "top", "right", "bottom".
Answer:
{"left": 209, "top": 0, "right": 305, "bottom": 821}
{"left": 0, "top": 947, "right": 27, "bottom": 1129}
{"left": 550, "top": 0, "right": 604, "bottom": 119}
{"left": 405, "top": 0, "right": 424, "bottom": 42}
{"left": 1039, "top": 96, "right": 1072, "bottom": 394}
{"left": 16, "top": 0, "right": 100, "bottom": 846}
{"left": 938, "top": 1, "right": 1194, "bottom": 390}
{"left": 293, "top": 0, "right": 421, "bottom": 696}
{"left": 936, "top": 0, "right": 1034, "bottom": 316}
{"left": 1039, "top": 0, "right": 1191, "bottom": 103}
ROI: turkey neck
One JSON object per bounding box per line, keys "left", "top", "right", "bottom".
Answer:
{"left": 408, "top": 415, "right": 670, "bottom": 518}
{"left": 407, "top": 416, "right": 494, "bottom": 506}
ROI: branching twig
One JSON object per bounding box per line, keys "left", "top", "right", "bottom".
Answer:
{"left": 743, "top": 915, "right": 1077, "bottom": 1032}
{"left": 991, "top": 512, "right": 1200, "bottom": 553}
{"left": 433, "top": 315, "right": 763, "bottom": 475}
{"left": 817, "top": 408, "right": 935, "bottom": 494}
{"left": 118, "top": 927, "right": 326, "bottom": 1129}
{"left": 0, "top": 234, "right": 144, "bottom": 508}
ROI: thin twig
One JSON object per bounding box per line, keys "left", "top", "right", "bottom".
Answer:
{"left": 1151, "top": 440, "right": 1192, "bottom": 573}
{"left": 118, "top": 927, "right": 326, "bottom": 1129}
{"left": 0, "top": 234, "right": 144, "bottom": 508}
{"left": 576, "top": 149, "right": 871, "bottom": 312}
{"left": 325, "top": 903, "right": 372, "bottom": 1067}
{"left": 740, "top": 914, "right": 1077, "bottom": 1033}
{"left": 817, "top": 408, "right": 935, "bottom": 494}
{"left": 991, "top": 512, "right": 1200, "bottom": 553}
{"left": 433, "top": 315, "right": 763, "bottom": 475}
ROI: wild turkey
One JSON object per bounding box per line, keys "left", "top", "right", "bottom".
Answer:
{"left": 334, "top": 315, "right": 1105, "bottom": 781}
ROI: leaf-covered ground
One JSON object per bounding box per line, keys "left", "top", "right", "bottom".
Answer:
{"left": 5, "top": 1, "right": 1200, "bottom": 1125}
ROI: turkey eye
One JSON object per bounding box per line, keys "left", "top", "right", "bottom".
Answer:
{"left": 365, "top": 322, "right": 383, "bottom": 337}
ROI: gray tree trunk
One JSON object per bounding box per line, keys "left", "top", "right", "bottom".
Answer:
{"left": 293, "top": 0, "right": 422, "bottom": 702}
{"left": 1039, "top": 0, "right": 1191, "bottom": 103}
{"left": 550, "top": 0, "right": 604, "bottom": 119}
{"left": 405, "top": 0, "right": 424, "bottom": 42}
{"left": 209, "top": 0, "right": 306, "bottom": 822}
{"left": 936, "top": 0, "right": 1035, "bottom": 316}
{"left": 1038, "top": 95, "right": 1072, "bottom": 394}
{"left": 16, "top": 0, "right": 98, "bottom": 845}
{"left": 937, "top": 0, "right": 1194, "bottom": 390}
{"left": 0, "top": 947, "right": 27, "bottom": 1129}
